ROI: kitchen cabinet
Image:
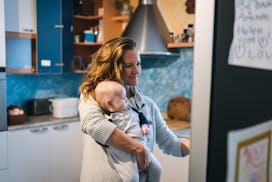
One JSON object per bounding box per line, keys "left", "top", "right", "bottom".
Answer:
{"left": 36, "top": 0, "right": 73, "bottom": 73}
{"left": 4, "top": 0, "right": 36, "bottom": 35}
{"left": 50, "top": 122, "right": 83, "bottom": 182}
{"left": 0, "top": 132, "right": 8, "bottom": 182}
{"left": 8, "top": 126, "right": 50, "bottom": 182}
{"left": 72, "top": 0, "right": 125, "bottom": 70}
{"left": 8, "top": 121, "right": 82, "bottom": 182}
{"left": 154, "top": 144, "right": 189, "bottom": 182}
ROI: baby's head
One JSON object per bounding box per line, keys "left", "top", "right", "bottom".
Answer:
{"left": 95, "top": 80, "right": 128, "bottom": 113}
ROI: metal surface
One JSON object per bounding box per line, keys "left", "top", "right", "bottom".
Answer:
{"left": 0, "top": 70, "right": 7, "bottom": 131}
{"left": 122, "top": 1, "right": 179, "bottom": 59}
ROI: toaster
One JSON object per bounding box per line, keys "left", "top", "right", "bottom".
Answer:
{"left": 27, "top": 98, "right": 51, "bottom": 115}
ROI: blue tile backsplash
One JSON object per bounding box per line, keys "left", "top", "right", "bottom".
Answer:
{"left": 7, "top": 48, "right": 193, "bottom": 112}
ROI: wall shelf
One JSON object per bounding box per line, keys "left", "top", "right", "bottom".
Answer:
{"left": 6, "top": 32, "right": 36, "bottom": 39}
{"left": 112, "top": 15, "right": 130, "bottom": 22}
{"left": 167, "top": 42, "right": 194, "bottom": 48}
{"left": 74, "top": 15, "right": 103, "bottom": 20}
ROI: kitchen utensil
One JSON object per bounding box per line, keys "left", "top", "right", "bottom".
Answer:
{"left": 49, "top": 97, "right": 79, "bottom": 118}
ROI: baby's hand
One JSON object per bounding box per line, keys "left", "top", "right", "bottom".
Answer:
{"left": 141, "top": 124, "right": 150, "bottom": 135}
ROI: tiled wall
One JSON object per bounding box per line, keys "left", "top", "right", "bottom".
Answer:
{"left": 6, "top": 48, "right": 193, "bottom": 112}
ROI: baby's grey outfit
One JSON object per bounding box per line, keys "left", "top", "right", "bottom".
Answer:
{"left": 105, "top": 109, "right": 161, "bottom": 182}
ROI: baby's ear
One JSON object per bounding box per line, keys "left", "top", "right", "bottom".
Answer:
{"left": 106, "top": 99, "right": 112, "bottom": 106}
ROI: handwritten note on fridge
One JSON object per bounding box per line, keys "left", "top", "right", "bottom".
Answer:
{"left": 228, "top": 0, "right": 272, "bottom": 70}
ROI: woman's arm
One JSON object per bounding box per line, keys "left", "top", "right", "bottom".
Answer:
{"left": 106, "top": 128, "right": 150, "bottom": 170}
{"left": 78, "top": 94, "right": 150, "bottom": 169}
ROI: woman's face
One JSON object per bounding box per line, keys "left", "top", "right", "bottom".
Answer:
{"left": 122, "top": 49, "right": 141, "bottom": 86}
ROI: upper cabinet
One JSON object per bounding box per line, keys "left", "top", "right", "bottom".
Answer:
{"left": 5, "top": 0, "right": 36, "bottom": 35}
{"left": 4, "top": 0, "right": 126, "bottom": 74}
{"left": 36, "top": 0, "right": 73, "bottom": 73}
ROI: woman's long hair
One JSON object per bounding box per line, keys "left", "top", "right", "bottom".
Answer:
{"left": 79, "top": 37, "right": 136, "bottom": 100}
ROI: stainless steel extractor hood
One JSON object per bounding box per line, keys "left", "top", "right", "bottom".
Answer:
{"left": 122, "top": 0, "right": 179, "bottom": 60}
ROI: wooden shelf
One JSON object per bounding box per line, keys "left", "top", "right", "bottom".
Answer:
{"left": 6, "top": 31, "right": 36, "bottom": 39}
{"left": 74, "top": 15, "right": 103, "bottom": 20}
{"left": 6, "top": 68, "right": 35, "bottom": 74}
{"left": 167, "top": 42, "right": 194, "bottom": 48}
{"left": 112, "top": 15, "right": 130, "bottom": 22}
{"left": 74, "top": 42, "right": 103, "bottom": 46}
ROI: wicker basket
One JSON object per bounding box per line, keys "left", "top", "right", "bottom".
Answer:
{"left": 8, "top": 114, "right": 26, "bottom": 126}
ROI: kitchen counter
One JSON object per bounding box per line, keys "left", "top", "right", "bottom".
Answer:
{"left": 8, "top": 112, "right": 191, "bottom": 139}
{"left": 8, "top": 114, "right": 80, "bottom": 131}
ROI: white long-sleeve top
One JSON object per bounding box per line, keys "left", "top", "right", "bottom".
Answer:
{"left": 79, "top": 86, "right": 183, "bottom": 182}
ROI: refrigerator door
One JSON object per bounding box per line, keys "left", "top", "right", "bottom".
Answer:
{"left": 0, "top": 71, "right": 7, "bottom": 131}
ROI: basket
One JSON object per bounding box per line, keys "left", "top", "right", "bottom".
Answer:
{"left": 8, "top": 114, "right": 26, "bottom": 126}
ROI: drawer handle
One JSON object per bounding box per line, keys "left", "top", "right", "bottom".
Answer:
{"left": 55, "top": 63, "right": 64, "bottom": 67}
{"left": 30, "top": 127, "right": 48, "bottom": 134}
{"left": 22, "top": 28, "right": 34, "bottom": 32}
{"left": 52, "top": 124, "right": 68, "bottom": 130}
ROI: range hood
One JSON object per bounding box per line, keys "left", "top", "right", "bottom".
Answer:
{"left": 122, "top": 0, "right": 179, "bottom": 60}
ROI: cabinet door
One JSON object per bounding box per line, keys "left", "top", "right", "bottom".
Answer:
{"left": 0, "top": 132, "right": 7, "bottom": 170}
{"left": 154, "top": 145, "right": 189, "bottom": 182}
{"left": 8, "top": 127, "right": 50, "bottom": 182}
{"left": 36, "top": 0, "right": 73, "bottom": 73}
{"left": 49, "top": 122, "right": 83, "bottom": 182}
{"left": 0, "top": 170, "right": 8, "bottom": 182}
{"left": 4, "top": 0, "right": 36, "bottom": 33}
{"left": 36, "top": 0, "right": 62, "bottom": 73}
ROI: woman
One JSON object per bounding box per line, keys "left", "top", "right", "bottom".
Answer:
{"left": 78, "top": 37, "right": 190, "bottom": 182}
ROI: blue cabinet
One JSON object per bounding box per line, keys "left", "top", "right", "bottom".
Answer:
{"left": 36, "top": 0, "right": 73, "bottom": 73}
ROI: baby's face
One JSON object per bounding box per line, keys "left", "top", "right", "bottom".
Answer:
{"left": 112, "top": 87, "right": 128, "bottom": 112}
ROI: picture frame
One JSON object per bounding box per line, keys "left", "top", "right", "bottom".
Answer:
{"left": 235, "top": 131, "right": 271, "bottom": 182}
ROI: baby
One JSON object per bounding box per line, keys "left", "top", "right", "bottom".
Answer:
{"left": 95, "top": 80, "right": 161, "bottom": 182}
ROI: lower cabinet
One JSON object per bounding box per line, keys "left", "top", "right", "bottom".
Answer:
{"left": 154, "top": 144, "right": 189, "bottom": 182}
{"left": 8, "top": 121, "right": 83, "bottom": 182}
{"left": 0, "top": 131, "right": 8, "bottom": 182}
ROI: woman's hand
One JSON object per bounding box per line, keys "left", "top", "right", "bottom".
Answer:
{"left": 134, "top": 144, "right": 150, "bottom": 170}
{"left": 181, "top": 139, "right": 190, "bottom": 156}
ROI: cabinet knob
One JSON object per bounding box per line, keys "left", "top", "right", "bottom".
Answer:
{"left": 54, "top": 24, "right": 64, "bottom": 29}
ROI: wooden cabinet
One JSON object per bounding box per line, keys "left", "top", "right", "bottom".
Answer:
{"left": 8, "top": 121, "right": 83, "bottom": 182}
{"left": 72, "top": 0, "right": 126, "bottom": 70}
{"left": 36, "top": 0, "right": 73, "bottom": 73}
{"left": 4, "top": 0, "right": 36, "bottom": 35}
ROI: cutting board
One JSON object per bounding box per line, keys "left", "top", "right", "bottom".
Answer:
{"left": 161, "top": 112, "right": 191, "bottom": 131}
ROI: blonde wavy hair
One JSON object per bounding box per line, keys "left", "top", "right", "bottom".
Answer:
{"left": 79, "top": 37, "right": 136, "bottom": 100}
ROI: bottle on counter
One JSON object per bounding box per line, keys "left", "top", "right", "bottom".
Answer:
{"left": 188, "top": 24, "right": 194, "bottom": 42}
{"left": 168, "top": 32, "right": 174, "bottom": 43}
{"left": 181, "top": 29, "right": 189, "bottom": 42}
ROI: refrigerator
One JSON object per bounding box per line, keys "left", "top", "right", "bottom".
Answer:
{"left": 190, "top": 0, "right": 272, "bottom": 181}
{"left": 0, "top": 0, "right": 7, "bottom": 131}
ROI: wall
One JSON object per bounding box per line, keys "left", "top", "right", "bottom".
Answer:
{"left": 7, "top": 48, "right": 193, "bottom": 112}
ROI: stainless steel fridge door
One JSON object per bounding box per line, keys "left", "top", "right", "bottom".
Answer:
{"left": 0, "top": 71, "right": 7, "bottom": 130}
